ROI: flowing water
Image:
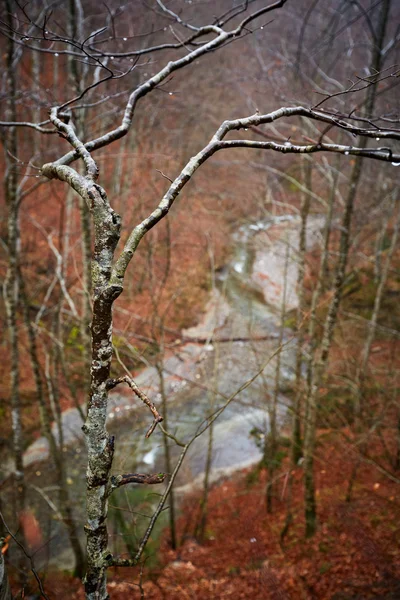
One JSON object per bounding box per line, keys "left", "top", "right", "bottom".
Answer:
{"left": 4, "top": 215, "right": 304, "bottom": 570}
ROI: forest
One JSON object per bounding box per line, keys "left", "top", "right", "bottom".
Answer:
{"left": 0, "top": 0, "right": 399, "bottom": 598}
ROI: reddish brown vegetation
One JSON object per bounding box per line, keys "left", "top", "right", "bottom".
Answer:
{"left": 19, "top": 432, "right": 399, "bottom": 599}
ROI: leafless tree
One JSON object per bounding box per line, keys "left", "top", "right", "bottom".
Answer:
{"left": 1, "top": 1, "right": 400, "bottom": 597}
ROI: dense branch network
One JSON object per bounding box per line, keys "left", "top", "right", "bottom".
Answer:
{"left": 111, "top": 105, "right": 400, "bottom": 282}
{"left": 2, "top": 0, "right": 400, "bottom": 595}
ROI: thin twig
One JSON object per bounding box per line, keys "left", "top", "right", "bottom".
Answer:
{"left": 106, "top": 375, "right": 163, "bottom": 437}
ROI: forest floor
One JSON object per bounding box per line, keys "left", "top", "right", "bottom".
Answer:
{"left": 30, "top": 427, "right": 400, "bottom": 600}
{"left": 5, "top": 213, "right": 400, "bottom": 599}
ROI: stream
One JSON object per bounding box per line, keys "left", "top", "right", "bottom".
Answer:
{"left": 4, "top": 214, "right": 321, "bottom": 570}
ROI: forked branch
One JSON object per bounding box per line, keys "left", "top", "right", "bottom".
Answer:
{"left": 106, "top": 375, "right": 163, "bottom": 437}
{"left": 111, "top": 105, "right": 400, "bottom": 282}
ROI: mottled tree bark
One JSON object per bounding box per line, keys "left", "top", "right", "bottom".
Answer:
{"left": 81, "top": 187, "right": 122, "bottom": 599}
{"left": 41, "top": 153, "right": 123, "bottom": 597}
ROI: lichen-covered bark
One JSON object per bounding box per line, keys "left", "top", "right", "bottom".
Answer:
{"left": 42, "top": 158, "right": 123, "bottom": 597}
{"left": 82, "top": 187, "right": 121, "bottom": 598}
{"left": 83, "top": 292, "right": 118, "bottom": 599}
{"left": 78, "top": 182, "right": 121, "bottom": 597}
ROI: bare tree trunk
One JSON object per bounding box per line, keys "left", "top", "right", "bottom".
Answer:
{"left": 396, "top": 416, "right": 400, "bottom": 472}
{"left": 357, "top": 195, "right": 399, "bottom": 412}
{"left": 69, "top": 0, "right": 92, "bottom": 409}
{"left": 78, "top": 194, "right": 93, "bottom": 406}
{"left": 41, "top": 136, "right": 161, "bottom": 597}
{"left": 194, "top": 342, "right": 219, "bottom": 542}
{"left": 292, "top": 158, "right": 311, "bottom": 464}
{"left": 373, "top": 173, "right": 387, "bottom": 284}
{"left": 304, "top": 155, "right": 362, "bottom": 537}
{"left": 282, "top": 159, "right": 313, "bottom": 542}
{"left": 303, "top": 0, "right": 390, "bottom": 536}
{"left": 2, "top": 3, "right": 26, "bottom": 580}
{"left": 157, "top": 361, "right": 177, "bottom": 550}
{"left": 195, "top": 412, "right": 214, "bottom": 541}
{"left": 266, "top": 238, "right": 289, "bottom": 512}
{"left": 18, "top": 270, "right": 86, "bottom": 577}
{"left": 145, "top": 216, "right": 177, "bottom": 550}
{"left": 346, "top": 197, "right": 399, "bottom": 501}
{"left": 305, "top": 156, "right": 338, "bottom": 417}
{"left": 59, "top": 187, "right": 86, "bottom": 421}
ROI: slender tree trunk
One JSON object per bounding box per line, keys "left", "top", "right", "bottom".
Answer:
{"left": 282, "top": 160, "right": 313, "bottom": 541}
{"left": 195, "top": 414, "right": 214, "bottom": 541}
{"left": 305, "top": 157, "right": 338, "bottom": 412}
{"left": 79, "top": 194, "right": 93, "bottom": 405}
{"left": 68, "top": 0, "right": 92, "bottom": 410}
{"left": 356, "top": 196, "right": 399, "bottom": 413}
{"left": 303, "top": 155, "right": 362, "bottom": 537}
{"left": 42, "top": 151, "right": 161, "bottom": 596}
{"left": 18, "top": 270, "right": 86, "bottom": 577}
{"left": 59, "top": 187, "right": 86, "bottom": 421}
{"left": 157, "top": 362, "right": 177, "bottom": 550}
{"left": 373, "top": 173, "right": 387, "bottom": 284}
{"left": 266, "top": 238, "right": 289, "bottom": 512}
{"left": 195, "top": 343, "right": 219, "bottom": 541}
{"left": 2, "top": 3, "right": 26, "bottom": 580}
{"left": 346, "top": 198, "right": 399, "bottom": 501}
{"left": 84, "top": 287, "right": 120, "bottom": 599}
{"left": 147, "top": 217, "right": 176, "bottom": 550}
{"left": 303, "top": 0, "right": 390, "bottom": 536}
{"left": 292, "top": 158, "right": 311, "bottom": 464}
{"left": 396, "top": 416, "right": 400, "bottom": 472}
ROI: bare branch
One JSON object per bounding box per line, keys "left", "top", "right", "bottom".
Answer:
{"left": 109, "top": 472, "right": 166, "bottom": 492}
{"left": 156, "top": 0, "right": 201, "bottom": 32}
{"left": 108, "top": 444, "right": 189, "bottom": 568}
{"left": 106, "top": 375, "right": 163, "bottom": 437}
{"left": 40, "top": 2, "right": 289, "bottom": 168}
{"left": 111, "top": 105, "right": 400, "bottom": 282}
{"left": 0, "top": 120, "right": 55, "bottom": 133}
